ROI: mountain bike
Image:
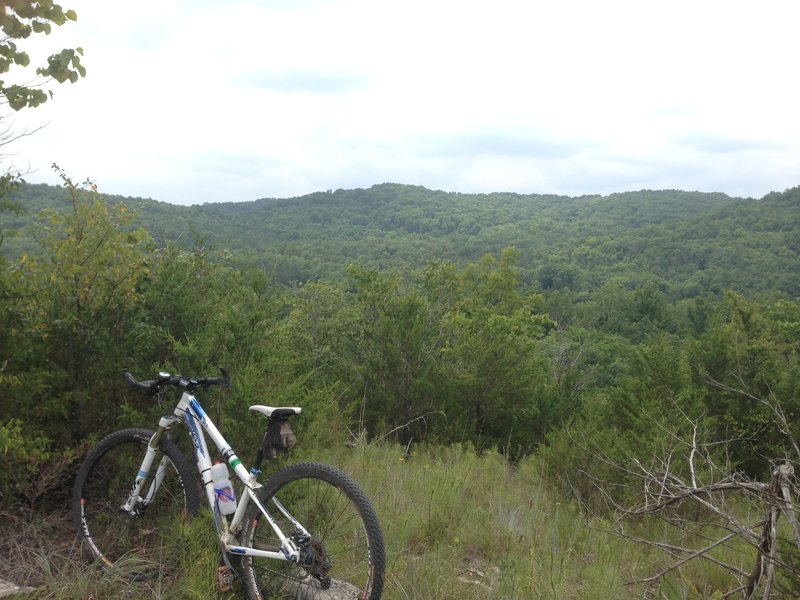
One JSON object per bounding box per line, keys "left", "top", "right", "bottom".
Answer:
{"left": 72, "top": 370, "right": 385, "bottom": 599}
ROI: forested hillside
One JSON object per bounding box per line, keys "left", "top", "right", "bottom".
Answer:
{"left": 4, "top": 182, "right": 799, "bottom": 297}
{"left": 2, "top": 179, "right": 799, "bottom": 596}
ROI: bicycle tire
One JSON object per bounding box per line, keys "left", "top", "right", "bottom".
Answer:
{"left": 72, "top": 428, "right": 200, "bottom": 580}
{"left": 240, "top": 461, "right": 385, "bottom": 600}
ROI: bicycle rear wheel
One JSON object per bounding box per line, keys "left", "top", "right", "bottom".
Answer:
{"left": 72, "top": 428, "right": 200, "bottom": 580}
{"left": 240, "top": 461, "right": 385, "bottom": 600}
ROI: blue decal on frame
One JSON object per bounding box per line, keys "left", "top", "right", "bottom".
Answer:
{"left": 186, "top": 411, "right": 205, "bottom": 458}
{"left": 190, "top": 398, "right": 206, "bottom": 421}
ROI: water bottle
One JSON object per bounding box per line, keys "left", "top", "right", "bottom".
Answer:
{"left": 211, "top": 461, "right": 237, "bottom": 516}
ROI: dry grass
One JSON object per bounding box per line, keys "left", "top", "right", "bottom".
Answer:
{"left": 0, "top": 443, "right": 772, "bottom": 599}
{"left": 0, "top": 509, "right": 79, "bottom": 589}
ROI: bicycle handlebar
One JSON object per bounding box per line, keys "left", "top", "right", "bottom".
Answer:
{"left": 124, "top": 368, "right": 229, "bottom": 394}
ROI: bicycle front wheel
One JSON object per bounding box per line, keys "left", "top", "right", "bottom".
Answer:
{"left": 72, "top": 428, "right": 200, "bottom": 580}
{"left": 241, "top": 461, "right": 385, "bottom": 600}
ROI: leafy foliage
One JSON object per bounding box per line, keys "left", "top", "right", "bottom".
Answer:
{"left": 4, "top": 183, "right": 799, "bottom": 301}
{"left": 2, "top": 172, "right": 151, "bottom": 446}
{"left": 1, "top": 178, "right": 799, "bottom": 521}
{"left": 0, "top": 0, "right": 85, "bottom": 110}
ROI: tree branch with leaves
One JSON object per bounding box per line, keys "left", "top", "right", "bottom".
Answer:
{"left": 0, "top": 0, "right": 85, "bottom": 110}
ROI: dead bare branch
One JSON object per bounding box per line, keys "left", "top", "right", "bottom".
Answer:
{"left": 626, "top": 530, "right": 741, "bottom": 586}
{"left": 697, "top": 368, "right": 800, "bottom": 464}
{"left": 584, "top": 401, "right": 800, "bottom": 599}
{"left": 373, "top": 411, "right": 446, "bottom": 444}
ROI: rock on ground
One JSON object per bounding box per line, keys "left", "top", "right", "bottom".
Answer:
{"left": 0, "top": 579, "right": 35, "bottom": 598}
{"left": 286, "top": 578, "right": 364, "bottom": 599}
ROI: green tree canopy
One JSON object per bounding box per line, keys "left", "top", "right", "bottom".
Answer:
{"left": 0, "top": 0, "right": 85, "bottom": 111}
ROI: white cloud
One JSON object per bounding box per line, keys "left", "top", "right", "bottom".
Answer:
{"left": 6, "top": 0, "right": 800, "bottom": 204}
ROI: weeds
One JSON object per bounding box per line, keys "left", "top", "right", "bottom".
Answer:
{"left": 0, "top": 443, "right": 751, "bottom": 599}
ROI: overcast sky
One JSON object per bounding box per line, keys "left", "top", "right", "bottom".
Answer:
{"left": 7, "top": 0, "right": 800, "bottom": 205}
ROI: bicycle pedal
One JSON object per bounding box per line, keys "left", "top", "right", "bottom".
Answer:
{"left": 217, "top": 565, "right": 235, "bottom": 593}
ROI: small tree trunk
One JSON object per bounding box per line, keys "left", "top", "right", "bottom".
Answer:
{"left": 746, "top": 463, "right": 796, "bottom": 600}
{"left": 776, "top": 463, "right": 800, "bottom": 549}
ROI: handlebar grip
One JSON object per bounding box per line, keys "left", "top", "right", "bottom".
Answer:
{"left": 199, "top": 368, "right": 230, "bottom": 388}
{"left": 124, "top": 371, "right": 159, "bottom": 393}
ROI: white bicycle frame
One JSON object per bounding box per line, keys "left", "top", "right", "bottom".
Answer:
{"left": 122, "top": 388, "right": 307, "bottom": 563}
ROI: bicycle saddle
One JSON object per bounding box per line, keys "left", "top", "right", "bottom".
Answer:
{"left": 249, "top": 405, "right": 302, "bottom": 419}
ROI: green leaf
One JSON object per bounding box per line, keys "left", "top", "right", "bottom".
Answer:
{"left": 13, "top": 51, "right": 30, "bottom": 67}
{"left": 5, "top": 84, "right": 48, "bottom": 110}
{"left": 31, "top": 20, "right": 52, "bottom": 34}
{"left": 47, "top": 7, "right": 67, "bottom": 27}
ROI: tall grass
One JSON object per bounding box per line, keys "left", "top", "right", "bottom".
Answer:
{"left": 6, "top": 442, "right": 763, "bottom": 599}
{"left": 6, "top": 511, "right": 222, "bottom": 599}
{"left": 336, "top": 443, "right": 638, "bottom": 599}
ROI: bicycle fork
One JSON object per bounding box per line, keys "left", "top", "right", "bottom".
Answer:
{"left": 121, "top": 425, "right": 171, "bottom": 515}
